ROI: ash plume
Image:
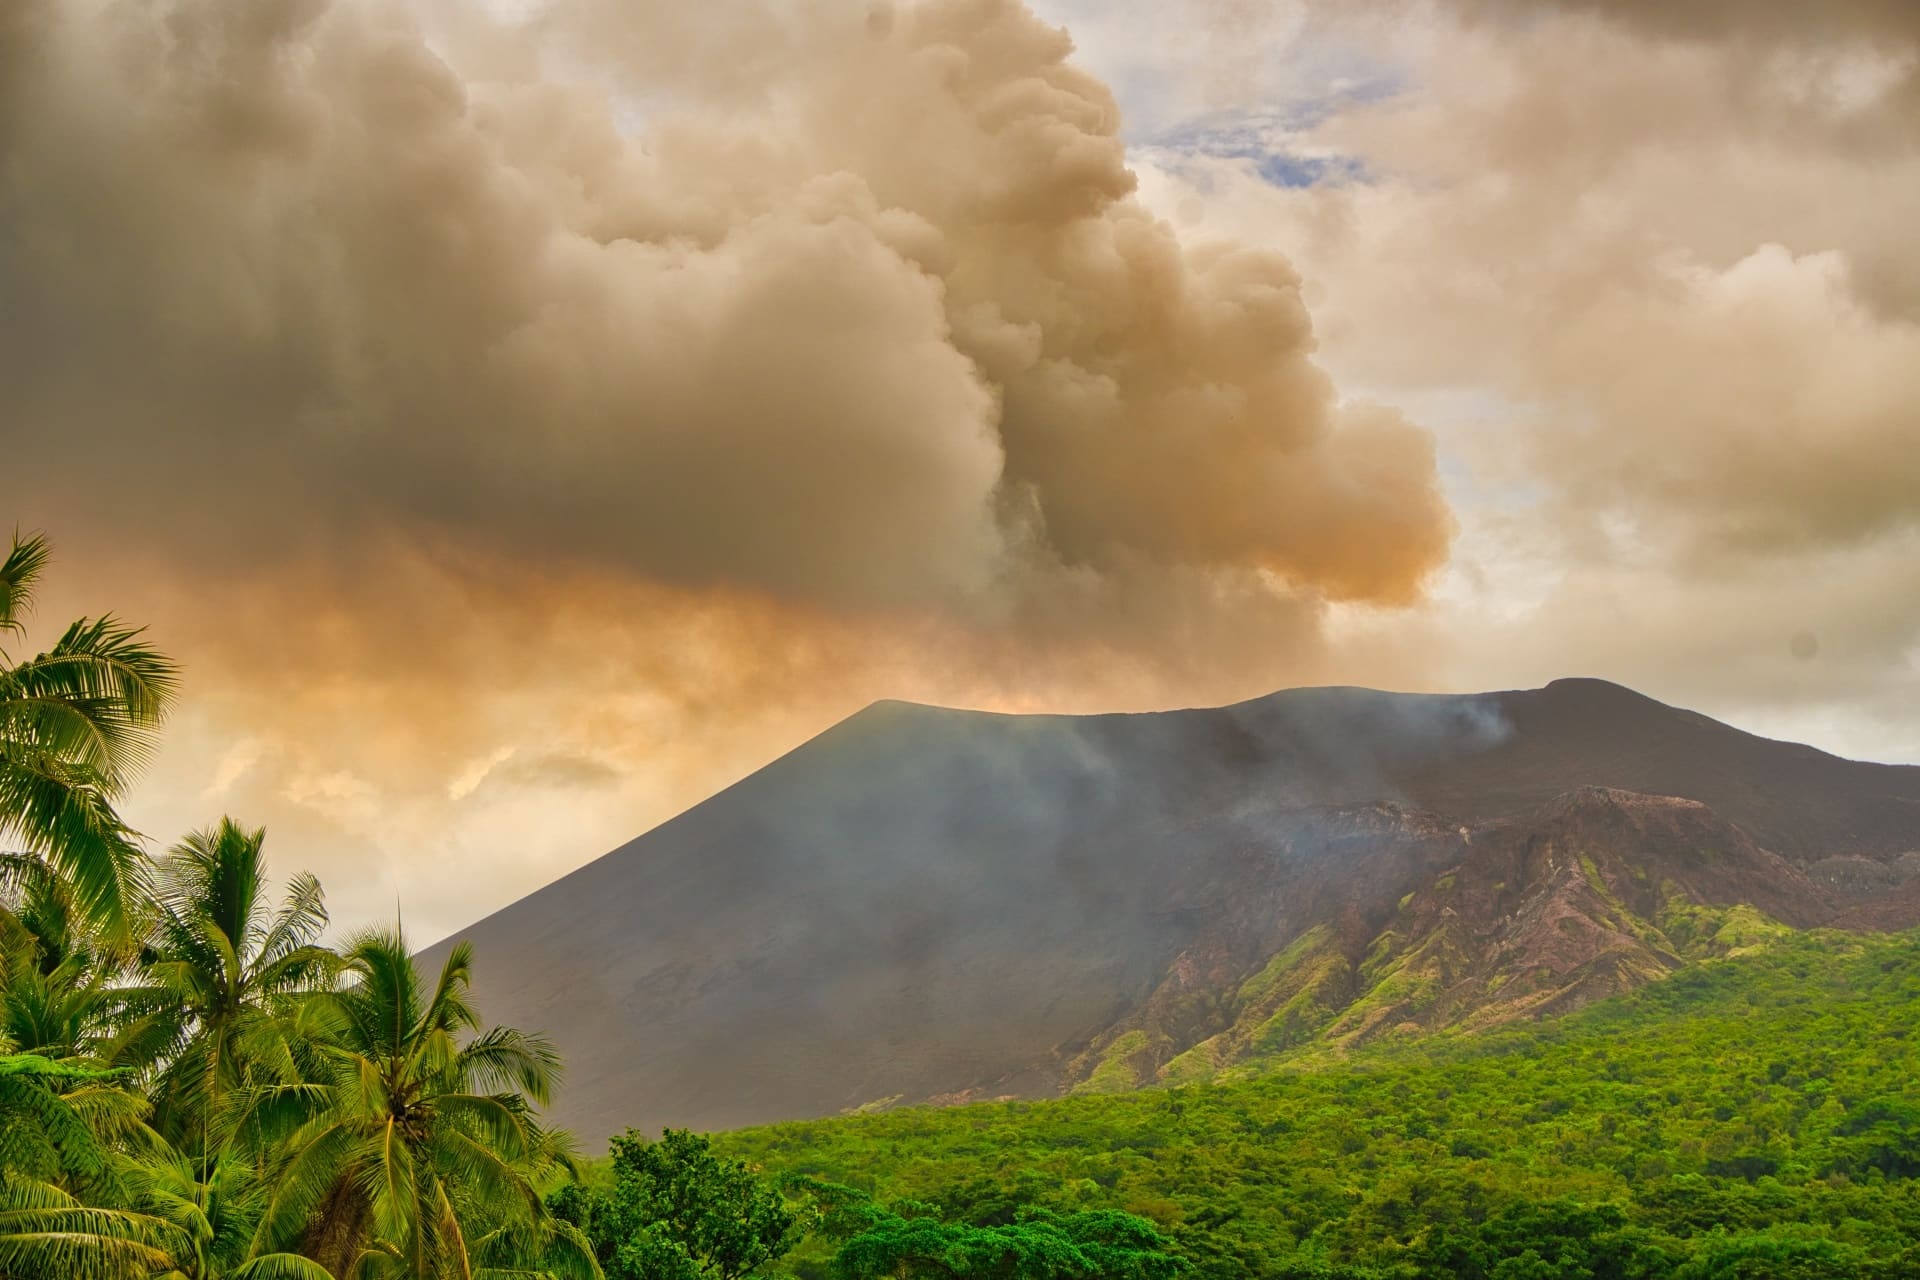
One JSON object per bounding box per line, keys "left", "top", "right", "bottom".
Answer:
{"left": 0, "top": 0, "right": 1448, "bottom": 616}
{"left": 0, "top": 0, "right": 1453, "bottom": 931}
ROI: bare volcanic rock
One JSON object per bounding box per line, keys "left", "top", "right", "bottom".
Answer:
{"left": 419, "top": 680, "right": 1920, "bottom": 1142}
{"left": 1069, "top": 787, "right": 1839, "bottom": 1089}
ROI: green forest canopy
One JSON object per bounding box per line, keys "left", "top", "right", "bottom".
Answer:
{"left": 717, "top": 926, "right": 1920, "bottom": 1280}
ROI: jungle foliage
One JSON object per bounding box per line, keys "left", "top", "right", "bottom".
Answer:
{"left": 719, "top": 928, "right": 1920, "bottom": 1280}
{"left": 553, "top": 1128, "right": 800, "bottom": 1280}
{"left": 0, "top": 532, "right": 593, "bottom": 1279}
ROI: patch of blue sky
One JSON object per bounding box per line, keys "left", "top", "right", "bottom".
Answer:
{"left": 1128, "top": 69, "right": 1402, "bottom": 190}
{"left": 1255, "top": 151, "right": 1368, "bottom": 189}
{"left": 1130, "top": 128, "right": 1372, "bottom": 194}
{"left": 1139, "top": 69, "right": 1401, "bottom": 152}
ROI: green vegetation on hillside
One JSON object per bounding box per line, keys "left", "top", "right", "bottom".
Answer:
{"left": 720, "top": 928, "right": 1920, "bottom": 1279}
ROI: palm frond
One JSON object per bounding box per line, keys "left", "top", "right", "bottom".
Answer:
{"left": 421, "top": 940, "right": 484, "bottom": 1042}
{"left": 254, "top": 945, "right": 343, "bottom": 1007}
{"left": 0, "top": 741, "right": 149, "bottom": 937}
{"left": 6, "top": 615, "right": 178, "bottom": 746}
{"left": 231, "top": 1252, "right": 342, "bottom": 1280}
{"left": 0, "top": 1053, "right": 123, "bottom": 1082}
{"left": 453, "top": 1027, "right": 562, "bottom": 1106}
{"left": 0, "top": 1176, "right": 188, "bottom": 1279}
{"left": 434, "top": 1179, "right": 475, "bottom": 1280}
{"left": 157, "top": 819, "right": 266, "bottom": 956}
{"left": 432, "top": 1123, "right": 538, "bottom": 1209}
{"left": 366, "top": 1117, "right": 420, "bottom": 1250}
{"left": 250, "top": 1118, "right": 362, "bottom": 1258}
{"left": 0, "top": 532, "right": 48, "bottom": 638}
{"left": 0, "top": 850, "right": 58, "bottom": 900}
{"left": 334, "top": 928, "right": 423, "bottom": 1061}
{"left": 259, "top": 873, "right": 330, "bottom": 969}
{"left": 0, "top": 1067, "right": 120, "bottom": 1191}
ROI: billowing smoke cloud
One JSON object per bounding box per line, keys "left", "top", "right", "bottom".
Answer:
{"left": 1315, "top": 0, "right": 1920, "bottom": 555}
{"left": 0, "top": 0, "right": 1453, "bottom": 934}
{"left": 1445, "top": 0, "right": 1920, "bottom": 51}
{"left": 1131, "top": 0, "right": 1920, "bottom": 760}
{"left": 1, "top": 0, "right": 1447, "bottom": 613}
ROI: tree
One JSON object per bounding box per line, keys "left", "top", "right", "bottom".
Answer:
{"left": 0, "top": 532, "right": 602, "bottom": 1275}
{"left": 1405, "top": 1199, "right": 1667, "bottom": 1280}
{"left": 0, "top": 1054, "right": 187, "bottom": 1280}
{"left": 828, "top": 1203, "right": 1183, "bottom": 1280}
{"left": 0, "top": 854, "right": 150, "bottom": 1067}
{"left": 0, "top": 1053, "right": 343, "bottom": 1280}
{"left": 1669, "top": 1226, "right": 1875, "bottom": 1280}
{"left": 118, "top": 1141, "right": 339, "bottom": 1280}
{"left": 0, "top": 532, "right": 177, "bottom": 938}
{"left": 251, "top": 927, "right": 593, "bottom": 1280}
{"left": 144, "top": 818, "right": 340, "bottom": 1161}
{"left": 559, "top": 1128, "right": 797, "bottom": 1280}
{"left": 2, "top": 848, "right": 593, "bottom": 1280}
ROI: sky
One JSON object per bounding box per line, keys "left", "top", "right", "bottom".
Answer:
{"left": 4, "top": 0, "right": 1917, "bottom": 942}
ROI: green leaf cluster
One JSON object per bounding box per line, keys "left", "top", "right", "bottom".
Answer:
{"left": 554, "top": 1129, "right": 796, "bottom": 1280}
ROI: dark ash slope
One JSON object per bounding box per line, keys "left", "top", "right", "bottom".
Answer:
{"left": 419, "top": 678, "right": 1920, "bottom": 1141}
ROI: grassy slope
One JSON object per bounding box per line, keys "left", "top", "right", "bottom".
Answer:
{"left": 714, "top": 928, "right": 1920, "bottom": 1277}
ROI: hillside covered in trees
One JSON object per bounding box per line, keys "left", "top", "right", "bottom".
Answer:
{"left": 720, "top": 926, "right": 1920, "bottom": 1278}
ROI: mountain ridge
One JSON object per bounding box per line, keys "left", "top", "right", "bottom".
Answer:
{"left": 420, "top": 678, "right": 1920, "bottom": 1141}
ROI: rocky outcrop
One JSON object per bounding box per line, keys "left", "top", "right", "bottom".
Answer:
{"left": 1059, "top": 788, "right": 1840, "bottom": 1091}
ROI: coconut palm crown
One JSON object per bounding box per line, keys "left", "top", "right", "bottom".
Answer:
{"left": 0, "top": 532, "right": 177, "bottom": 937}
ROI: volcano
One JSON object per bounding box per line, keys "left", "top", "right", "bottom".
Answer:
{"left": 418, "top": 678, "right": 1920, "bottom": 1142}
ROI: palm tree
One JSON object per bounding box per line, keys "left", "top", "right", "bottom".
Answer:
{"left": 145, "top": 819, "right": 340, "bottom": 1164}
{"left": 0, "top": 1054, "right": 187, "bottom": 1280}
{"left": 0, "top": 854, "right": 167, "bottom": 1072}
{"left": 121, "top": 1142, "right": 338, "bottom": 1280}
{"left": 0, "top": 836, "right": 339, "bottom": 1280}
{"left": 253, "top": 928, "right": 596, "bottom": 1279}
{"left": 0, "top": 1055, "right": 336, "bottom": 1280}
{"left": 0, "top": 532, "right": 178, "bottom": 938}
{"left": 0, "top": 536, "right": 595, "bottom": 1274}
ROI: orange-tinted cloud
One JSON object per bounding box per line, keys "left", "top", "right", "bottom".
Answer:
{"left": 1, "top": 0, "right": 1454, "bottom": 934}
